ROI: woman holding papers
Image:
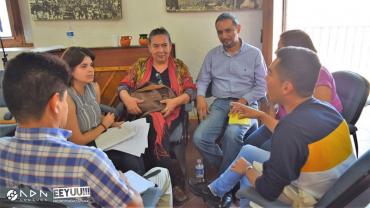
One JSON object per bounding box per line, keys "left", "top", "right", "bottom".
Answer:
{"left": 118, "top": 27, "right": 196, "bottom": 204}
{"left": 62, "top": 47, "right": 146, "bottom": 175}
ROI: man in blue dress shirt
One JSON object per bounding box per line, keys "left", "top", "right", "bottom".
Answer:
{"left": 193, "top": 13, "right": 267, "bottom": 177}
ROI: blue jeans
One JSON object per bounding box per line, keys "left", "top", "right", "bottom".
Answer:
{"left": 193, "top": 98, "right": 257, "bottom": 174}
{"left": 141, "top": 187, "right": 163, "bottom": 207}
{"left": 245, "top": 125, "right": 272, "bottom": 151}
{"left": 209, "top": 145, "right": 270, "bottom": 207}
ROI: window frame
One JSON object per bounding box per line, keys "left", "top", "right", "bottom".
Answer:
{"left": 262, "top": 0, "right": 287, "bottom": 65}
{"left": 262, "top": 0, "right": 273, "bottom": 65}
{"left": 1, "top": 0, "right": 27, "bottom": 48}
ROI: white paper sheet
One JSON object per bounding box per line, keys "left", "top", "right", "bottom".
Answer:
{"left": 109, "top": 118, "right": 149, "bottom": 157}
{"left": 95, "top": 124, "right": 136, "bottom": 150}
{"left": 124, "top": 170, "right": 155, "bottom": 194}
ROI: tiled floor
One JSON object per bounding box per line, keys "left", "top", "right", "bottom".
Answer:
{"left": 175, "top": 120, "right": 216, "bottom": 208}
{"left": 177, "top": 104, "right": 370, "bottom": 208}
{"left": 175, "top": 119, "right": 240, "bottom": 208}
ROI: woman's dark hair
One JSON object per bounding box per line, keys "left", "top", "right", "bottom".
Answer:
{"left": 275, "top": 46, "right": 321, "bottom": 97}
{"left": 61, "top": 47, "right": 95, "bottom": 86}
{"left": 280, "top": 30, "right": 317, "bottom": 52}
{"left": 61, "top": 47, "right": 95, "bottom": 72}
{"left": 3, "top": 52, "right": 70, "bottom": 122}
{"left": 148, "top": 27, "right": 172, "bottom": 44}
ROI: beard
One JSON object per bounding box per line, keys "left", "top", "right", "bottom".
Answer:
{"left": 222, "top": 39, "right": 238, "bottom": 49}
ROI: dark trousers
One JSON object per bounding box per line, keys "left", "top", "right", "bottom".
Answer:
{"left": 143, "top": 116, "right": 185, "bottom": 188}
{"left": 105, "top": 150, "right": 146, "bottom": 175}
{"left": 87, "top": 140, "right": 146, "bottom": 175}
{"left": 245, "top": 125, "right": 272, "bottom": 151}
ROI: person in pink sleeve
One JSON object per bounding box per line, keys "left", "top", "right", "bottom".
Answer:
{"left": 246, "top": 29, "right": 343, "bottom": 150}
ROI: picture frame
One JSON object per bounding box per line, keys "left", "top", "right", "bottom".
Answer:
{"left": 29, "top": 0, "right": 122, "bottom": 21}
{"left": 166, "top": 0, "right": 263, "bottom": 12}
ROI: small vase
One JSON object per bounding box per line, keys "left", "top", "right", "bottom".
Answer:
{"left": 139, "top": 34, "right": 148, "bottom": 46}
{"left": 120, "top": 36, "right": 132, "bottom": 47}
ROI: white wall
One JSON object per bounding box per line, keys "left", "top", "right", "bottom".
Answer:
{"left": 17, "top": 0, "right": 263, "bottom": 77}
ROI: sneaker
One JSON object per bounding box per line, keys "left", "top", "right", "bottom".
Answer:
{"left": 205, "top": 192, "right": 232, "bottom": 208}
{"left": 220, "top": 193, "right": 232, "bottom": 208}
{"left": 188, "top": 178, "right": 221, "bottom": 203}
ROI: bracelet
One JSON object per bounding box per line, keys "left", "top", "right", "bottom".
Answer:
{"left": 100, "top": 123, "right": 108, "bottom": 131}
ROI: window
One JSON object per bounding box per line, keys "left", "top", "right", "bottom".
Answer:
{"left": 0, "top": 0, "right": 12, "bottom": 37}
{"left": 262, "top": 0, "right": 285, "bottom": 65}
{"left": 0, "top": 0, "right": 26, "bottom": 47}
{"left": 285, "top": 0, "right": 370, "bottom": 80}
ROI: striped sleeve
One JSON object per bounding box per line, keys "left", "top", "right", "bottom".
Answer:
{"left": 81, "top": 149, "right": 133, "bottom": 207}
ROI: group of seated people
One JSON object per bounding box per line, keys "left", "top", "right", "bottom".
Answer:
{"left": 189, "top": 13, "right": 353, "bottom": 208}
{"left": 0, "top": 12, "right": 356, "bottom": 208}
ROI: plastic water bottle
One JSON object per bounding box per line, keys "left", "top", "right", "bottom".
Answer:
{"left": 195, "top": 158, "right": 204, "bottom": 182}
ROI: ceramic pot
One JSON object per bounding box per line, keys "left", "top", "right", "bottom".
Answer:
{"left": 120, "top": 36, "right": 132, "bottom": 47}
{"left": 139, "top": 34, "right": 148, "bottom": 46}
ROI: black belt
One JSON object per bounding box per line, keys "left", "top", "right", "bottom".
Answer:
{"left": 224, "top": 97, "right": 239, "bottom": 101}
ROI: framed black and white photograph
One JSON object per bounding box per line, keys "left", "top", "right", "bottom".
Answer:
{"left": 166, "top": 0, "right": 263, "bottom": 12}
{"left": 30, "top": 0, "right": 122, "bottom": 20}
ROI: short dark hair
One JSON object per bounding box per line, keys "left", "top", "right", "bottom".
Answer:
{"left": 61, "top": 47, "right": 95, "bottom": 72}
{"left": 215, "top": 12, "right": 239, "bottom": 26}
{"left": 275, "top": 46, "right": 321, "bottom": 97}
{"left": 148, "top": 27, "right": 172, "bottom": 44}
{"left": 3, "top": 52, "right": 70, "bottom": 122}
{"left": 280, "top": 30, "right": 317, "bottom": 52}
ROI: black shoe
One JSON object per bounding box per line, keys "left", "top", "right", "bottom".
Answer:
{"left": 189, "top": 178, "right": 233, "bottom": 208}
{"left": 206, "top": 192, "right": 232, "bottom": 208}
{"left": 220, "top": 193, "right": 232, "bottom": 208}
{"left": 188, "top": 178, "right": 221, "bottom": 203}
{"left": 203, "top": 192, "right": 232, "bottom": 208}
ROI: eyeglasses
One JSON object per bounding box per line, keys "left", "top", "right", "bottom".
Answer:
{"left": 155, "top": 73, "right": 163, "bottom": 85}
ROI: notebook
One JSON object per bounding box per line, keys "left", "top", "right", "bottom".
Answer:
{"left": 228, "top": 113, "right": 251, "bottom": 125}
{"left": 124, "top": 170, "right": 155, "bottom": 194}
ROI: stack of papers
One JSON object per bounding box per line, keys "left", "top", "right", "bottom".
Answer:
{"left": 95, "top": 118, "right": 149, "bottom": 157}
{"left": 109, "top": 118, "right": 150, "bottom": 157}
{"left": 95, "top": 124, "right": 137, "bottom": 150}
